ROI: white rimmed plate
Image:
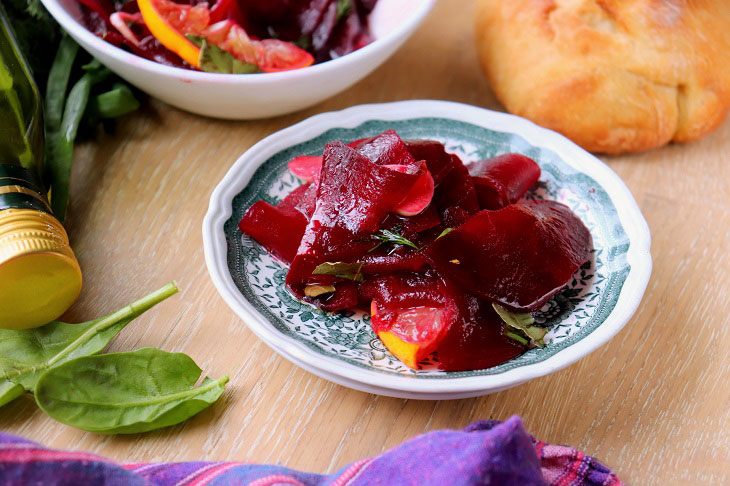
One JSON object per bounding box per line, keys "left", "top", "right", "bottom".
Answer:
{"left": 203, "top": 100, "right": 652, "bottom": 399}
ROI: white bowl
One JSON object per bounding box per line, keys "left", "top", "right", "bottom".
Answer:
{"left": 203, "top": 100, "right": 652, "bottom": 399}
{"left": 40, "top": 0, "right": 435, "bottom": 119}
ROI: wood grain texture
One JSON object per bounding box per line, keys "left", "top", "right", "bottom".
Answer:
{"left": 2, "top": 1, "right": 729, "bottom": 484}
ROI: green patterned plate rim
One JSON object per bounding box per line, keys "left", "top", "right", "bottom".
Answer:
{"left": 203, "top": 101, "right": 651, "bottom": 397}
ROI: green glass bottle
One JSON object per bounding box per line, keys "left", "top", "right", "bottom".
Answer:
{"left": 0, "top": 6, "right": 82, "bottom": 329}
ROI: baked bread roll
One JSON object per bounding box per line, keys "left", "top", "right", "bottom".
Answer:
{"left": 475, "top": 0, "right": 730, "bottom": 154}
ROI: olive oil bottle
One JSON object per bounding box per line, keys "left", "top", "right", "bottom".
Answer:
{"left": 0, "top": 8, "right": 82, "bottom": 329}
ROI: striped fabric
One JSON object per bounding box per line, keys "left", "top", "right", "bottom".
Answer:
{"left": 0, "top": 417, "right": 621, "bottom": 485}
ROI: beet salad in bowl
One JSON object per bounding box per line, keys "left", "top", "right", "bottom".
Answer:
{"left": 40, "top": 0, "right": 435, "bottom": 118}
{"left": 203, "top": 100, "right": 652, "bottom": 399}
{"left": 76, "top": 0, "right": 380, "bottom": 73}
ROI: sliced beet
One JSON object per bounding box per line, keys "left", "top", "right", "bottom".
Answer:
{"left": 311, "top": 280, "right": 359, "bottom": 311}
{"left": 361, "top": 272, "right": 454, "bottom": 321}
{"left": 434, "top": 290, "right": 526, "bottom": 372}
{"left": 286, "top": 141, "right": 423, "bottom": 298}
{"left": 357, "top": 130, "right": 417, "bottom": 168}
{"left": 469, "top": 153, "right": 541, "bottom": 210}
{"left": 440, "top": 206, "right": 472, "bottom": 228}
{"left": 427, "top": 200, "right": 593, "bottom": 312}
{"left": 239, "top": 201, "right": 308, "bottom": 264}
{"left": 360, "top": 250, "right": 427, "bottom": 277}
{"left": 294, "top": 182, "right": 318, "bottom": 219}
{"left": 277, "top": 182, "right": 313, "bottom": 215}
{"left": 433, "top": 154, "right": 480, "bottom": 218}
{"left": 404, "top": 139, "right": 453, "bottom": 185}
{"left": 391, "top": 167, "right": 434, "bottom": 216}
{"left": 380, "top": 204, "right": 441, "bottom": 239}
{"left": 288, "top": 155, "right": 323, "bottom": 182}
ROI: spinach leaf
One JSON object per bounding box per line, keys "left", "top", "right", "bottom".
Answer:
{"left": 0, "top": 282, "right": 178, "bottom": 406}
{"left": 0, "top": 381, "right": 24, "bottom": 408}
{"left": 35, "top": 348, "right": 229, "bottom": 434}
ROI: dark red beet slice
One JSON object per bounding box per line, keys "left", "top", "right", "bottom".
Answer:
{"left": 380, "top": 204, "right": 441, "bottom": 238}
{"left": 427, "top": 200, "right": 593, "bottom": 312}
{"left": 239, "top": 201, "right": 308, "bottom": 264}
{"left": 433, "top": 154, "right": 480, "bottom": 218}
{"left": 440, "top": 206, "right": 472, "bottom": 228}
{"left": 313, "top": 281, "right": 359, "bottom": 311}
{"left": 404, "top": 139, "right": 454, "bottom": 185}
{"left": 361, "top": 272, "right": 454, "bottom": 321}
{"left": 286, "top": 142, "right": 423, "bottom": 299}
{"left": 277, "top": 183, "right": 313, "bottom": 215}
{"left": 360, "top": 250, "right": 427, "bottom": 277}
{"left": 434, "top": 290, "right": 526, "bottom": 372}
{"left": 294, "top": 183, "right": 318, "bottom": 219}
{"left": 357, "top": 130, "right": 418, "bottom": 168}
{"left": 469, "top": 153, "right": 541, "bottom": 210}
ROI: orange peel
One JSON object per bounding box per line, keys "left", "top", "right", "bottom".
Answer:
{"left": 137, "top": 0, "right": 205, "bottom": 67}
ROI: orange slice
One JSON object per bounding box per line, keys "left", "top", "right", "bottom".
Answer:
{"left": 371, "top": 301, "right": 449, "bottom": 369}
{"left": 137, "top": 0, "right": 209, "bottom": 67}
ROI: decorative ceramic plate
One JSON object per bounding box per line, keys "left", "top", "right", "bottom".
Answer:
{"left": 203, "top": 100, "right": 652, "bottom": 399}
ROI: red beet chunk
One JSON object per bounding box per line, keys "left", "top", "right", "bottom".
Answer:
{"left": 313, "top": 281, "right": 359, "bottom": 311}
{"left": 277, "top": 183, "right": 313, "bottom": 216}
{"left": 404, "top": 139, "right": 453, "bottom": 184}
{"left": 433, "top": 154, "right": 480, "bottom": 218}
{"left": 286, "top": 142, "right": 423, "bottom": 298}
{"left": 361, "top": 272, "right": 454, "bottom": 324}
{"left": 380, "top": 204, "right": 441, "bottom": 238}
{"left": 356, "top": 130, "right": 418, "bottom": 168}
{"left": 427, "top": 200, "right": 593, "bottom": 312}
{"left": 360, "top": 250, "right": 428, "bottom": 277}
{"left": 239, "top": 201, "right": 308, "bottom": 264}
{"left": 469, "top": 153, "right": 541, "bottom": 210}
{"left": 435, "top": 293, "right": 526, "bottom": 372}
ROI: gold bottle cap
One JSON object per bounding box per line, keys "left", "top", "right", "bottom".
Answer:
{"left": 0, "top": 208, "right": 82, "bottom": 329}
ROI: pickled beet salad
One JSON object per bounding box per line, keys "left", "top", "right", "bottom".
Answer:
{"left": 77, "top": 0, "right": 377, "bottom": 73}
{"left": 239, "top": 130, "right": 593, "bottom": 371}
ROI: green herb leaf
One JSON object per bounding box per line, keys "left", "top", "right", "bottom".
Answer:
{"left": 493, "top": 303, "right": 547, "bottom": 348}
{"left": 368, "top": 227, "right": 419, "bottom": 254}
{"left": 0, "top": 381, "right": 24, "bottom": 408}
{"left": 304, "top": 284, "right": 336, "bottom": 297}
{"left": 336, "top": 0, "right": 352, "bottom": 22}
{"left": 436, "top": 227, "right": 454, "bottom": 240}
{"left": 35, "top": 348, "right": 228, "bottom": 434}
{"left": 186, "top": 35, "right": 259, "bottom": 74}
{"left": 0, "top": 282, "right": 178, "bottom": 401}
{"left": 312, "top": 262, "right": 365, "bottom": 282}
{"left": 504, "top": 330, "right": 529, "bottom": 346}
{"left": 294, "top": 34, "right": 312, "bottom": 50}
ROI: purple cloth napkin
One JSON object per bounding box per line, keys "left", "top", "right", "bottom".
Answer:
{"left": 0, "top": 416, "right": 621, "bottom": 486}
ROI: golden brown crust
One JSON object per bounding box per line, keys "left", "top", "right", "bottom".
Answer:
{"left": 475, "top": 0, "right": 730, "bottom": 154}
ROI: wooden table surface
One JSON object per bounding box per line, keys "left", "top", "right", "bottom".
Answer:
{"left": 3, "top": 1, "right": 729, "bottom": 484}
